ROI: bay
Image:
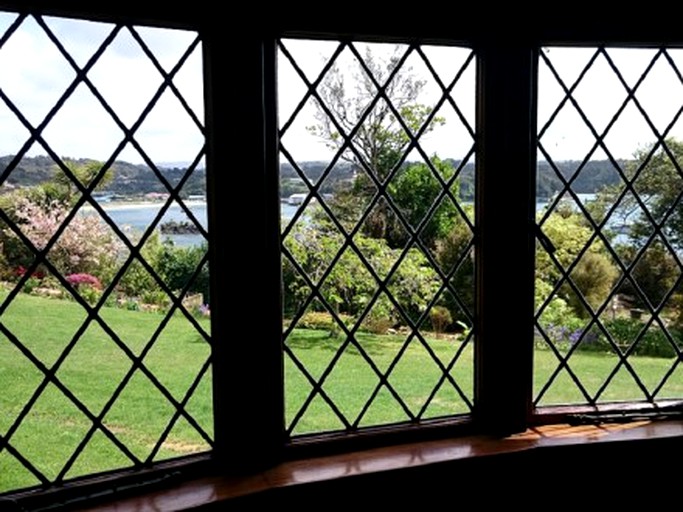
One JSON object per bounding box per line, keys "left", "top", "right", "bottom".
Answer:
{"left": 90, "top": 201, "right": 208, "bottom": 247}
{"left": 96, "top": 195, "right": 621, "bottom": 248}
{"left": 92, "top": 201, "right": 298, "bottom": 247}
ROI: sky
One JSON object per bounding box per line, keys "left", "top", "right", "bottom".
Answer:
{"left": 277, "top": 39, "right": 477, "bottom": 165}
{"left": 3, "top": 12, "right": 683, "bottom": 169}
{"left": 278, "top": 40, "right": 683, "bottom": 165}
{"left": 0, "top": 11, "right": 204, "bottom": 167}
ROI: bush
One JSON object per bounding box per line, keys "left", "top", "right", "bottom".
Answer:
{"left": 578, "top": 317, "right": 679, "bottom": 358}
{"left": 283, "top": 224, "right": 440, "bottom": 327}
{"left": 66, "top": 273, "right": 102, "bottom": 290}
{"left": 429, "top": 306, "right": 452, "bottom": 337}
{"left": 360, "top": 312, "right": 394, "bottom": 335}
{"left": 1, "top": 196, "right": 123, "bottom": 285}
{"left": 22, "top": 276, "right": 42, "bottom": 294}
{"left": 155, "top": 240, "right": 209, "bottom": 301}
{"left": 297, "top": 311, "right": 351, "bottom": 331}
{"left": 116, "top": 234, "right": 209, "bottom": 304}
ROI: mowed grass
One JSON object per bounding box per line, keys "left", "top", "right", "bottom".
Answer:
{"left": 284, "top": 329, "right": 683, "bottom": 435}
{"left": 2, "top": 293, "right": 683, "bottom": 493}
{"left": 0, "top": 292, "right": 213, "bottom": 493}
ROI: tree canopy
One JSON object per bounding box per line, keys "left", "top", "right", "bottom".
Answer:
{"left": 308, "top": 45, "right": 446, "bottom": 241}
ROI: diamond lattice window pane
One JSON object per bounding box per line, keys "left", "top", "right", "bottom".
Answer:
{"left": 279, "top": 38, "right": 476, "bottom": 437}
{"left": 535, "top": 45, "right": 683, "bottom": 409}
{"left": 0, "top": 11, "right": 211, "bottom": 495}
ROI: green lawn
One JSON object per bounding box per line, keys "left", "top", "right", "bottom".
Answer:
{"left": 0, "top": 292, "right": 213, "bottom": 493}
{"left": 2, "top": 292, "right": 683, "bottom": 493}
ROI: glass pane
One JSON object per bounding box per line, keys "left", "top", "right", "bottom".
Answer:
{"left": 0, "top": 11, "right": 210, "bottom": 494}
{"left": 535, "top": 46, "right": 683, "bottom": 408}
{"left": 279, "top": 38, "right": 476, "bottom": 437}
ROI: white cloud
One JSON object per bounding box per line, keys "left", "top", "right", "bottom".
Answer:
{"left": 0, "top": 11, "right": 203, "bottom": 166}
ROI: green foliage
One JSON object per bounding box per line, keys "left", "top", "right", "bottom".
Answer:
{"left": 580, "top": 317, "right": 679, "bottom": 358}
{"left": 617, "top": 241, "right": 680, "bottom": 310}
{"left": 117, "top": 234, "right": 209, "bottom": 304}
{"left": 360, "top": 295, "right": 395, "bottom": 334}
{"left": 75, "top": 283, "right": 102, "bottom": 306}
{"left": 593, "top": 138, "right": 683, "bottom": 250}
{"left": 49, "top": 159, "right": 114, "bottom": 206}
{"left": 567, "top": 250, "right": 619, "bottom": 315}
{"left": 589, "top": 138, "right": 683, "bottom": 315}
{"left": 280, "top": 177, "right": 308, "bottom": 198}
{"left": 387, "top": 157, "right": 460, "bottom": 248}
{"left": 140, "top": 289, "right": 172, "bottom": 309}
{"left": 308, "top": 44, "right": 445, "bottom": 241}
{"left": 429, "top": 305, "right": 452, "bottom": 337}
{"left": 283, "top": 223, "right": 440, "bottom": 328}
{"left": 297, "top": 311, "right": 350, "bottom": 331}
{"left": 22, "top": 276, "right": 41, "bottom": 294}
{"left": 434, "top": 204, "right": 475, "bottom": 322}
{"left": 154, "top": 240, "right": 209, "bottom": 301}
{"left": 536, "top": 279, "right": 577, "bottom": 326}
{"left": 116, "top": 232, "right": 165, "bottom": 298}
{"left": 536, "top": 207, "right": 618, "bottom": 317}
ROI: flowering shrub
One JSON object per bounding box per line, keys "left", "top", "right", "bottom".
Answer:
{"left": 65, "top": 273, "right": 102, "bottom": 290}
{"left": 15, "top": 265, "right": 45, "bottom": 280}
{"left": 2, "top": 197, "right": 123, "bottom": 284}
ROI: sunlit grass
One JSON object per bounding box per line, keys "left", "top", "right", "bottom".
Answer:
{"left": 0, "top": 292, "right": 213, "bottom": 493}
{"left": 2, "top": 293, "right": 682, "bottom": 493}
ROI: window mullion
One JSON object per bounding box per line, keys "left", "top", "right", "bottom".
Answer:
{"left": 207, "top": 36, "right": 284, "bottom": 469}
{"left": 475, "top": 42, "right": 537, "bottom": 434}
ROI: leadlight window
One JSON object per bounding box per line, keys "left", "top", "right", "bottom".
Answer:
{"left": 535, "top": 45, "right": 683, "bottom": 413}
{"left": 3, "top": 7, "right": 683, "bottom": 508}
{"left": 0, "top": 10, "right": 211, "bottom": 495}
{"left": 277, "top": 38, "right": 477, "bottom": 437}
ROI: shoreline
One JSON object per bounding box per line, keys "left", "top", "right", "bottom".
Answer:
{"left": 82, "top": 199, "right": 207, "bottom": 211}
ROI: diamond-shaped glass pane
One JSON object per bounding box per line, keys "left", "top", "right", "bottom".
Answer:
{"left": 279, "top": 38, "right": 476, "bottom": 438}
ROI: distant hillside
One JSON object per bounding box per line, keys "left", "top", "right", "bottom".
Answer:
{"left": 1, "top": 155, "right": 630, "bottom": 201}
{"left": 0, "top": 155, "right": 206, "bottom": 197}
{"left": 280, "top": 158, "right": 630, "bottom": 200}
{"left": 536, "top": 158, "right": 628, "bottom": 198}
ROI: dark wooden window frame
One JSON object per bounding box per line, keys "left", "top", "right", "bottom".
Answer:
{"left": 3, "top": 4, "right": 683, "bottom": 509}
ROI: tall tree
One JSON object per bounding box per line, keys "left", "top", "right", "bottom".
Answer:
{"left": 308, "top": 44, "right": 444, "bottom": 242}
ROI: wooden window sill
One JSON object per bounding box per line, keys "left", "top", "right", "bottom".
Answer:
{"left": 66, "top": 419, "right": 683, "bottom": 511}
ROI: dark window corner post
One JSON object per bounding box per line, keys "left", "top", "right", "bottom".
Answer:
{"left": 205, "top": 33, "right": 285, "bottom": 471}
{"left": 474, "top": 42, "right": 538, "bottom": 435}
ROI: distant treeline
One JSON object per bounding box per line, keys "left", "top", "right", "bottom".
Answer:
{"left": 0, "top": 155, "right": 206, "bottom": 197}
{"left": 280, "top": 158, "right": 629, "bottom": 199}
{"left": 1, "top": 154, "right": 627, "bottom": 200}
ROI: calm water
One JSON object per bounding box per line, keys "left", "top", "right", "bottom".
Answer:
{"left": 97, "top": 202, "right": 299, "bottom": 247}
{"left": 99, "top": 196, "right": 616, "bottom": 247}
{"left": 94, "top": 202, "right": 208, "bottom": 247}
